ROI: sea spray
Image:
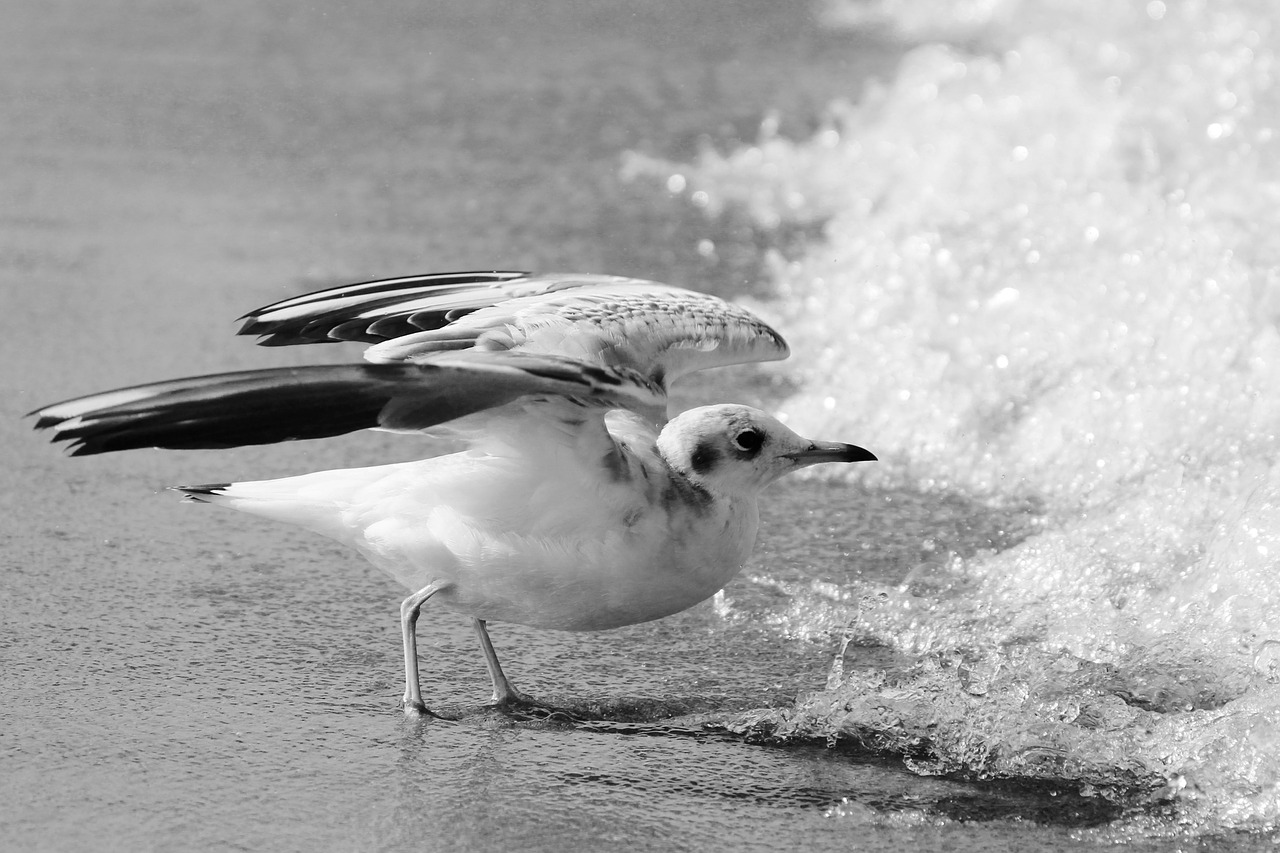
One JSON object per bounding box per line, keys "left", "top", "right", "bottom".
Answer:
{"left": 628, "top": 0, "right": 1280, "bottom": 834}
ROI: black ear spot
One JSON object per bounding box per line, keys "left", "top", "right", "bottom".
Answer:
{"left": 731, "top": 428, "right": 765, "bottom": 457}
{"left": 691, "top": 440, "right": 720, "bottom": 475}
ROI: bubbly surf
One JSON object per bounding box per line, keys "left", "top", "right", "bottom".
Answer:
{"left": 632, "top": 0, "right": 1280, "bottom": 838}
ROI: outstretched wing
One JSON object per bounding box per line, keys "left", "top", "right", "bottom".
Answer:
{"left": 30, "top": 351, "right": 665, "bottom": 456}
{"left": 238, "top": 271, "right": 790, "bottom": 387}
{"left": 31, "top": 271, "right": 786, "bottom": 460}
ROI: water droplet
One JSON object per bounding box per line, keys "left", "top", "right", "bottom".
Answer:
{"left": 1253, "top": 640, "right": 1280, "bottom": 681}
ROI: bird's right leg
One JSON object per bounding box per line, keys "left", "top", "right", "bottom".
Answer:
{"left": 400, "top": 581, "right": 449, "bottom": 717}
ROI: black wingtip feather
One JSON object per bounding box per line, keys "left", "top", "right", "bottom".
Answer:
{"left": 32, "top": 351, "right": 666, "bottom": 458}
{"left": 235, "top": 271, "right": 531, "bottom": 347}
{"left": 31, "top": 365, "right": 418, "bottom": 456}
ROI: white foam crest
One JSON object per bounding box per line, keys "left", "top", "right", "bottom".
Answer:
{"left": 642, "top": 0, "right": 1280, "bottom": 832}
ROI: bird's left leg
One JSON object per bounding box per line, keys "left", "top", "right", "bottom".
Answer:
{"left": 471, "top": 618, "right": 545, "bottom": 708}
{"left": 400, "top": 580, "right": 449, "bottom": 717}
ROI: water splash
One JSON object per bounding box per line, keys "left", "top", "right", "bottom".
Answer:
{"left": 629, "top": 0, "right": 1280, "bottom": 836}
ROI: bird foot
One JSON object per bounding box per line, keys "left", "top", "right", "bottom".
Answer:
{"left": 402, "top": 698, "right": 448, "bottom": 720}
{"left": 486, "top": 690, "right": 578, "bottom": 722}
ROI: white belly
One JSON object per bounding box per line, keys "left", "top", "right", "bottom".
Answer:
{"left": 358, "top": 492, "right": 759, "bottom": 631}
{"left": 211, "top": 452, "right": 762, "bottom": 631}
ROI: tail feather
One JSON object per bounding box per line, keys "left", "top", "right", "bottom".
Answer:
{"left": 168, "top": 469, "right": 404, "bottom": 543}
{"left": 172, "top": 483, "right": 231, "bottom": 502}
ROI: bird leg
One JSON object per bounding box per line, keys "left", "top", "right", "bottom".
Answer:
{"left": 400, "top": 581, "right": 448, "bottom": 717}
{"left": 472, "top": 618, "right": 542, "bottom": 708}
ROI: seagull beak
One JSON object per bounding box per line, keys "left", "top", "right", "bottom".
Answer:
{"left": 783, "top": 440, "right": 877, "bottom": 465}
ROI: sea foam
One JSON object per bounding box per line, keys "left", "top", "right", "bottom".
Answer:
{"left": 629, "top": 0, "right": 1280, "bottom": 835}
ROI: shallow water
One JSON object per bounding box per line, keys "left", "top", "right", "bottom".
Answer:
{"left": 4, "top": 0, "right": 1274, "bottom": 850}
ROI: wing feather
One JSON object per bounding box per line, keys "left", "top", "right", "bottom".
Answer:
{"left": 240, "top": 271, "right": 589, "bottom": 345}
{"left": 238, "top": 271, "right": 790, "bottom": 388}
{"left": 31, "top": 270, "right": 788, "bottom": 459}
{"left": 29, "top": 352, "right": 665, "bottom": 456}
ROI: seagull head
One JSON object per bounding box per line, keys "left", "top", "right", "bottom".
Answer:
{"left": 657, "top": 404, "right": 875, "bottom": 495}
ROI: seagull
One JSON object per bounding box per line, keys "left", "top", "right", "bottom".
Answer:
{"left": 29, "top": 271, "right": 875, "bottom": 717}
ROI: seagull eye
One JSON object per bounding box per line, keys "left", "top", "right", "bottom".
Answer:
{"left": 732, "top": 429, "right": 764, "bottom": 454}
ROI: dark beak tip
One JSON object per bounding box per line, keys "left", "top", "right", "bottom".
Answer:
{"left": 786, "top": 442, "right": 877, "bottom": 464}
{"left": 847, "top": 445, "right": 877, "bottom": 463}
